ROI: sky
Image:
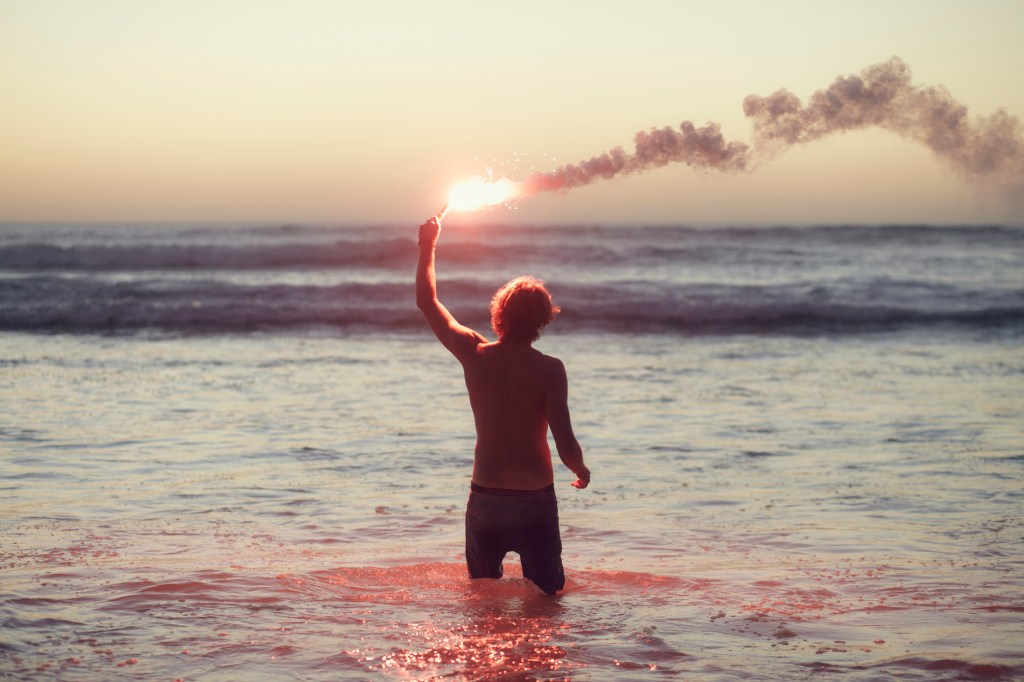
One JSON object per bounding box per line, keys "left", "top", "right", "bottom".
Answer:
{"left": 1, "top": 0, "right": 1023, "bottom": 225}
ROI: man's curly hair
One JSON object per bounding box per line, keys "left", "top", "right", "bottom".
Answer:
{"left": 490, "top": 276, "right": 560, "bottom": 342}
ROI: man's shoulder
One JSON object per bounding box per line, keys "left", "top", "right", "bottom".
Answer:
{"left": 534, "top": 349, "right": 565, "bottom": 372}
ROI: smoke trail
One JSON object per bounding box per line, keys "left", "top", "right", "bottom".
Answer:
{"left": 519, "top": 57, "right": 1023, "bottom": 214}
{"left": 520, "top": 119, "right": 753, "bottom": 192}
{"left": 744, "top": 58, "right": 1024, "bottom": 191}
{"left": 521, "top": 122, "right": 750, "bottom": 195}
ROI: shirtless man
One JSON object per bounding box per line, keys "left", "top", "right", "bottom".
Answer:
{"left": 416, "top": 212, "right": 590, "bottom": 595}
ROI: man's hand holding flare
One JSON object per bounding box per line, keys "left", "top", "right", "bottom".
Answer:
{"left": 419, "top": 204, "right": 447, "bottom": 248}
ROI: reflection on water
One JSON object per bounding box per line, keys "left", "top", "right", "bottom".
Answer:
{"left": 378, "top": 579, "right": 572, "bottom": 678}
{"left": 310, "top": 563, "right": 680, "bottom": 679}
{"left": 3, "top": 521, "right": 1023, "bottom": 680}
{"left": 301, "top": 563, "right": 574, "bottom": 678}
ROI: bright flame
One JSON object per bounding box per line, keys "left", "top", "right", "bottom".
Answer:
{"left": 447, "top": 178, "right": 520, "bottom": 212}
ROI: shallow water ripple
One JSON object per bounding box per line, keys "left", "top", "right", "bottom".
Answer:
{"left": 2, "top": 330, "right": 1023, "bottom": 679}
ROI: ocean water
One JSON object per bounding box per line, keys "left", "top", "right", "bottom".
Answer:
{"left": 1, "top": 222, "right": 1022, "bottom": 680}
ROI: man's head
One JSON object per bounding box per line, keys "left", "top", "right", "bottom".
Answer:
{"left": 490, "top": 276, "right": 560, "bottom": 342}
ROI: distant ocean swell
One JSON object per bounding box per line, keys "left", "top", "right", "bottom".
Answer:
{"left": 1, "top": 275, "right": 1020, "bottom": 335}
{"left": 1, "top": 223, "right": 1020, "bottom": 336}
{"left": 0, "top": 239, "right": 660, "bottom": 272}
{"left": 0, "top": 239, "right": 421, "bottom": 271}
{"left": 2, "top": 224, "right": 1022, "bottom": 272}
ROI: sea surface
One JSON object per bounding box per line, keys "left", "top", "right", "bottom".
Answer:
{"left": 1, "top": 222, "right": 1022, "bottom": 680}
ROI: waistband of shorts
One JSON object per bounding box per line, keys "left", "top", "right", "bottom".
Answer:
{"left": 470, "top": 482, "right": 555, "bottom": 497}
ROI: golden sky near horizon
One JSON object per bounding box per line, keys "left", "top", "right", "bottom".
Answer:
{"left": 1, "top": 0, "right": 1022, "bottom": 224}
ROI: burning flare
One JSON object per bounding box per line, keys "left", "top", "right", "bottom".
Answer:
{"left": 447, "top": 178, "right": 520, "bottom": 212}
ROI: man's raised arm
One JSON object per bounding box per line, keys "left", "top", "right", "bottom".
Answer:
{"left": 416, "top": 215, "right": 486, "bottom": 360}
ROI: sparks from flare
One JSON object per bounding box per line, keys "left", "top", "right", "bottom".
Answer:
{"left": 446, "top": 177, "right": 520, "bottom": 213}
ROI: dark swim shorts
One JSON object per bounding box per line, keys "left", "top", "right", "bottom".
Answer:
{"left": 465, "top": 482, "right": 565, "bottom": 595}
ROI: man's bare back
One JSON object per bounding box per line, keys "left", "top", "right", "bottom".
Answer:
{"left": 464, "top": 340, "right": 563, "bottom": 489}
